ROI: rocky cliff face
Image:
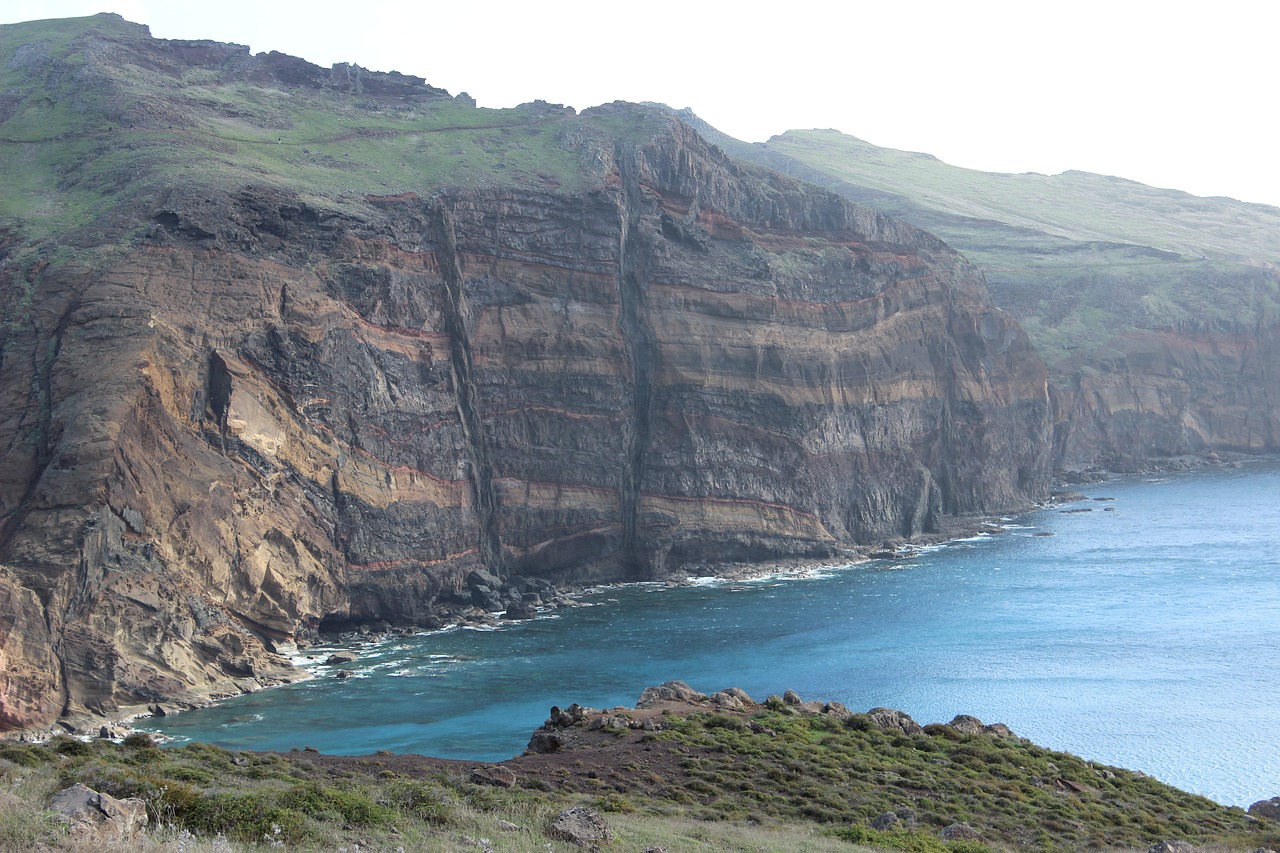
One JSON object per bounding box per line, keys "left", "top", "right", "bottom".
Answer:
{"left": 702, "top": 126, "right": 1280, "bottom": 471}
{"left": 0, "top": 17, "right": 1051, "bottom": 732}
{"left": 1051, "top": 320, "right": 1280, "bottom": 469}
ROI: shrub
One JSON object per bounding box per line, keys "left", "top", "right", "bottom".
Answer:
{"left": 923, "top": 723, "right": 963, "bottom": 741}
{"left": 703, "top": 714, "right": 747, "bottom": 732}
{"left": 50, "top": 736, "right": 92, "bottom": 757}
{"left": 279, "top": 780, "right": 395, "bottom": 827}
{"left": 122, "top": 732, "right": 155, "bottom": 749}
{"left": 845, "top": 714, "right": 874, "bottom": 732}
{"left": 182, "top": 791, "right": 309, "bottom": 844}
{"left": 385, "top": 780, "right": 452, "bottom": 825}
{"left": 0, "top": 744, "right": 53, "bottom": 767}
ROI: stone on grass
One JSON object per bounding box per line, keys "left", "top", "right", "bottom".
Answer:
{"left": 547, "top": 806, "right": 612, "bottom": 847}
{"left": 867, "top": 707, "right": 924, "bottom": 735}
{"left": 470, "top": 764, "right": 517, "bottom": 788}
{"left": 1148, "top": 842, "right": 1199, "bottom": 853}
{"left": 50, "top": 783, "right": 148, "bottom": 841}
{"left": 939, "top": 822, "right": 982, "bottom": 841}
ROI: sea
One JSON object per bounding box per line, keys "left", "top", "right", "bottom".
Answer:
{"left": 139, "top": 462, "right": 1280, "bottom": 807}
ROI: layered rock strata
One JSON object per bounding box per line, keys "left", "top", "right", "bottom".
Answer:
{"left": 0, "top": 24, "right": 1051, "bottom": 732}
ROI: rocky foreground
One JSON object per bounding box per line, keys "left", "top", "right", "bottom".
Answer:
{"left": 3, "top": 682, "right": 1279, "bottom": 852}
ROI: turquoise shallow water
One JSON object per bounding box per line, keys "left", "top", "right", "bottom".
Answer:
{"left": 141, "top": 463, "right": 1280, "bottom": 806}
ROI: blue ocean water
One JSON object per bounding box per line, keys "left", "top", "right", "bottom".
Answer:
{"left": 141, "top": 463, "right": 1280, "bottom": 806}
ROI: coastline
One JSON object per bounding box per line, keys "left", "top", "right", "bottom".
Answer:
{"left": 14, "top": 450, "right": 1274, "bottom": 748}
{"left": 22, "top": 509, "right": 1038, "bottom": 745}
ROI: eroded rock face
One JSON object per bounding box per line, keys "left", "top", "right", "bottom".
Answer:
{"left": 0, "top": 95, "right": 1051, "bottom": 732}
{"left": 1052, "top": 323, "right": 1280, "bottom": 468}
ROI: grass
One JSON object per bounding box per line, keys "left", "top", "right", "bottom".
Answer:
{"left": 639, "top": 711, "right": 1277, "bottom": 852}
{"left": 0, "top": 734, "right": 869, "bottom": 852}
{"left": 0, "top": 13, "right": 670, "bottom": 250}
{"left": 2, "top": 712, "right": 1277, "bottom": 853}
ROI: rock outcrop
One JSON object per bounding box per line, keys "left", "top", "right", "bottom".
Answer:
{"left": 49, "top": 783, "right": 148, "bottom": 841}
{"left": 0, "top": 15, "right": 1051, "bottom": 731}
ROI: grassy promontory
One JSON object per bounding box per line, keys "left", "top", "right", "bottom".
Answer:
{"left": 1, "top": 684, "right": 1276, "bottom": 852}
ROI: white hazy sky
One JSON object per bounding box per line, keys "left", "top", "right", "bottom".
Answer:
{"left": 4, "top": 1, "right": 1278, "bottom": 208}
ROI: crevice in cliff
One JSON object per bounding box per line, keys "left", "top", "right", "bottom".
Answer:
{"left": 615, "top": 149, "right": 657, "bottom": 577}
{"left": 205, "top": 350, "right": 233, "bottom": 453}
{"left": 435, "top": 204, "right": 503, "bottom": 574}
{"left": 0, "top": 295, "right": 77, "bottom": 559}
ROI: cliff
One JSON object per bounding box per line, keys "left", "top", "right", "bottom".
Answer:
{"left": 0, "top": 16, "right": 1051, "bottom": 732}
{"left": 701, "top": 126, "right": 1280, "bottom": 470}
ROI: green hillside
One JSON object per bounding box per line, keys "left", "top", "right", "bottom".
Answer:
{"left": 0, "top": 14, "right": 660, "bottom": 249}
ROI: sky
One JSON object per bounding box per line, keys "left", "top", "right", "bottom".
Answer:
{"left": 3, "top": 1, "right": 1277, "bottom": 208}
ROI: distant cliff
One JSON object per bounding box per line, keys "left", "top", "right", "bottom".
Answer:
{"left": 0, "top": 16, "right": 1050, "bottom": 731}
{"left": 700, "top": 125, "right": 1280, "bottom": 470}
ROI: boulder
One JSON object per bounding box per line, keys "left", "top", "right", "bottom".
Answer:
{"left": 1249, "top": 797, "right": 1280, "bottom": 821}
{"left": 867, "top": 707, "right": 924, "bottom": 735}
{"left": 636, "top": 680, "right": 706, "bottom": 708}
{"left": 527, "top": 731, "right": 564, "bottom": 754}
{"left": 939, "top": 822, "right": 982, "bottom": 842}
{"left": 1148, "top": 842, "right": 1199, "bottom": 853}
{"left": 324, "top": 652, "right": 357, "bottom": 665}
{"left": 710, "top": 690, "right": 748, "bottom": 711}
{"left": 466, "top": 569, "right": 501, "bottom": 591}
{"left": 782, "top": 689, "right": 803, "bottom": 705}
{"left": 871, "top": 811, "right": 900, "bottom": 830}
{"left": 98, "top": 724, "right": 130, "bottom": 739}
{"left": 719, "top": 687, "right": 754, "bottom": 704}
{"left": 822, "top": 701, "right": 853, "bottom": 720}
{"left": 503, "top": 602, "right": 538, "bottom": 620}
{"left": 984, "top": 722, "right": 1018, "bottom": 738}
{"left": 49, "top": 783, "right": 148, "bottom": 841}
{"left": 947, "top": 714, "right": 987, "bottom": 735}
{"left": 470, "top": 764, "right": 517, "bottom": 788}
{"left": 547, "top": 806, "right": 612, "bottom": 848}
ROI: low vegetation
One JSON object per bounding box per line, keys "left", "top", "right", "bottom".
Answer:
{"left": 2, "top": 705, "right": 1277, "bottom": 852}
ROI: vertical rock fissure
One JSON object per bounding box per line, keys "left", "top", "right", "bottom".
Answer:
{"left": 206, "top": 351, "right": 233, "bottom": 453}
{"left": 615, "top": 153, "right": 656, "bottom": 576}
{"left": 0, "top": 297, "right": 76, "bottom": 557}
{"left": 435, "top": 204, "right": 503, "bottom": 573}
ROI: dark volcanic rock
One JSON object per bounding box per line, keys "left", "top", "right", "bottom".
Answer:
{"left": 1250, "top": 797, "right": 1280, "bottom": 821}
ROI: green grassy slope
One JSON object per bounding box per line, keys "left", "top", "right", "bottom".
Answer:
{"left": 2, "top": 709, "right": 1277, "bottom": 852}
{"left": 759, "top": 131, "right": 1280, "bottom": 265}
{"left": 0, "top": 14, "right": 664, "bottom": 250}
